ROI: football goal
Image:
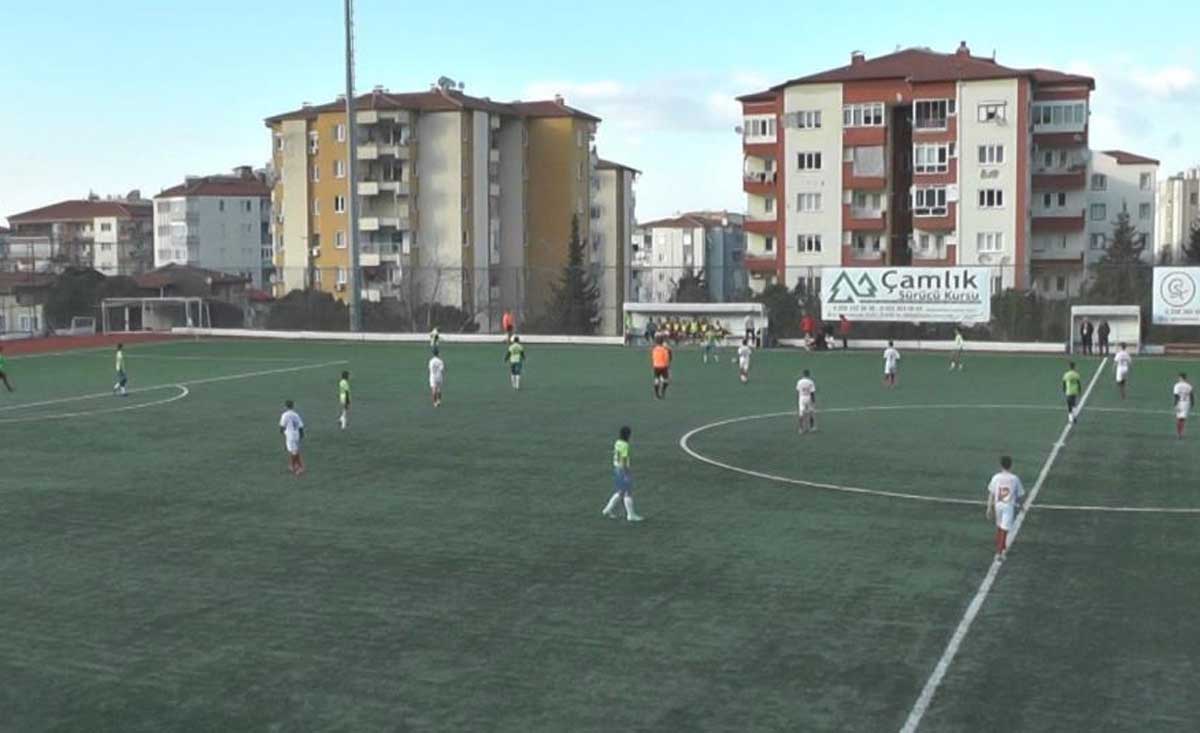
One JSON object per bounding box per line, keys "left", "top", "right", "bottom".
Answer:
{"left": 101, "top": 298, "right": 211, "bottom": 333}
{"left": 59, "top": 316, "right": 96, "bottom": 336}
{"left": 1069, "top": 305, "right": 1141, "bottom": 353}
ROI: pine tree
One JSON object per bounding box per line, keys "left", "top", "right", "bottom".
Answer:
{"left": 1183, "top": 222, "right": 1200, "bottom": 264}
{"left": 1087, "top": 208, "right": 1149, "bottom": 304}
{"left": 670, "top": 269, "right": 711, "bottom": 303}
{"left": 546, "top": 215, "right": 600, "bottom": 334}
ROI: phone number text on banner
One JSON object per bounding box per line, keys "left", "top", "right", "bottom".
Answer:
{"left": 820, "top": 267, "right": 992, "bottom": 323}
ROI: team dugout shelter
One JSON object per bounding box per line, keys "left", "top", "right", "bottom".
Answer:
{"left": 622, "top": 303, "right": 768, "bottom": 344}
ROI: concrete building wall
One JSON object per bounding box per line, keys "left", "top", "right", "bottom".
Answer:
{"left": 277, "top": 119, "right": 311, "bottom": 294}
{"left": 782, "top": 83, "right": 842, "bottom": 281}
{"left": 498, "top": 118, "right": 527, "bottom": 320}
{"left": 415, "top": 110, "right": 464, "bottom": 306}
{"left": 1157, "top": 169, "right": 1200, "bottom": 259}
{"left": 1088, "top": 152, "right": 1157, "bottom": 263}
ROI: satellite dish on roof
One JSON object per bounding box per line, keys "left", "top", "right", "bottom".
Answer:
{"left": 734, "top": 125, "right": 744, "bottom": 135}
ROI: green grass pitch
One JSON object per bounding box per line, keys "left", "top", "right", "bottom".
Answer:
{"left": 2, "top": 338, "right": 1199, "bottom": 731}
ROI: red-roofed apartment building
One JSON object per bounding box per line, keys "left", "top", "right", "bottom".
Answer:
{"left": 5, "top": 196, "right": 152, "bottom": 276}
{"left": 153, "top": 167, "right": 272, "bottom": 288}
{"left": 738, "top": 43, "right": 1157, "bottom": 300}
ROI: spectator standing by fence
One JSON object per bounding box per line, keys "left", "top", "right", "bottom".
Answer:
{"left": 1097, "top": 320, "right": 1111, "bottom": 355}
{"left": 1080, "top": 319, "right": 1094, "bottom": 355}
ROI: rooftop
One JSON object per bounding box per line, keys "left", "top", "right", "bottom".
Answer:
{"left": 8, "top": 200, "right": 152, "bottom": 224}
{"left": 156, "top": 175, "right": 270, "bottom": 199}
{"left": 596, "top": 158, "right": 642, "bottom": 175}
{"left": 266, "top": 87, "right": 599, "bottom": 125}
{"left": 134, "top": 264, "right": 251, "bottom": 290}
{"left": 1101, "top": 150, "right": 1160, "bottom": 166}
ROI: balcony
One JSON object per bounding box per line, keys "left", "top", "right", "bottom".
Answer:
{"left": 743, "top": 254, "right": 778, "bottom": 274}
{"left": 1032, "top": 210, "right": 1086, "bottom": 233}
{"left": 743, "top": 218, "right": 776, "bottom": 236}
{"left": 360, "top": 252, "right": 381, "bottom": 267}
{"left": 378, "top": 180, "right": 411, "bottom": 195}
{"left": 489, "top": 148, "right": 500, "bottom": 164}
{"left": 743, "top": 171, "right": 777, "bottom": 195}
{"left": 1032, "top": 170, "right": 1087, "bottom": 191}
{"left": 842, "top": 245, "right": 886, "bottom": 263}
{"left": 843, "top": 206, "right": 887, "bottom": 231}
{"left": 359, "top": 216, "right": 409, "bottom": 232}
{"left": 358, "top": 181, "right": 380, "bottom": 196}
{"left": 357, "top": 143, "right": 411, "bottom": 161}
{"left": 489, "top": 182, "right": 501, "bottom": 197}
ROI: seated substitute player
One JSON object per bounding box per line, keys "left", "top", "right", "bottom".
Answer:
{"left": 651, "top": 337, "right": 672, "bottom": 400}
{"left": 113, "top": 343, "right": 128, "bottom": 397}
{"left": 737, "top": 339, "right": 753, "bottom": 384}
{"left": 1114, "top": 343, "right": 1132, "bottom": 400}
{"left": 337, "top": 371, "right": 351, "bottom": 430}
{"left": 505, "top": 336, "right": 526, "bottom": 390}
{"left": 796, "top": 369, "right": 817, "bottom": 434}
{"left": 986, "top": 455, "right": 1024, "bottom": 561}
{"left": 279, "top": 400, "right": 305, "bottom": 477}
{"left": 882, "top": 341, "right": 900, "bottom": 388}
{"left": 601, "top": 425, "right": 643, "bottom": 522}
{"left": 0, "top": 346, "right": 14, "bottom": 392}
{"left": 1173, "top": 372, "right": 1194, "bottom": 440}
{"left": 1062, "top": 361, "right": 1082, "bottom": 424}
{"left": 428, "top": 348, "right": 445, "bottom": 407}
{"left": 950, "top": 328, "right": 965, "bottom": 371}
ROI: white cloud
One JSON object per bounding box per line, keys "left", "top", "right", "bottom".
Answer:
{"left": 1127, "top": 66, "right": 1198, "bottom": 99}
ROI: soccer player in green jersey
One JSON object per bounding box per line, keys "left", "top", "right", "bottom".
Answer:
{"left": 0, "top": 346, "right": 13, "bottom": 392}
{"left": 1063, "top": 361, "right": 1082, "bottom": 424}
{"left": 337, "top": 370, "right": 351, "bottom": 430}
{"left": 602, "top": 425, "right": 642, "bottom": 522}
{"left": 113, "top": 343, "right": 128, "bottom": 396}
{"left": 505, "top": 336, "right": 526, "bottom": 390}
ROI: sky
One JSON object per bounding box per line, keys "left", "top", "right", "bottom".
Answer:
{"left": 2, "top": 0, "right": 1198, "bottom": 227}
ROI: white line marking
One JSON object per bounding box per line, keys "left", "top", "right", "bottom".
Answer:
{"left": 117, "top": 355, "right": 312, "bottom": 363}
{"left": 0, "top": 385, "right": 190, "bottom": 424}
{"left": 898, "top": 357, "right": 1108, "bottom": 733}
{"left": 1036, "top": 503, "right": 1200, "bottom": 513}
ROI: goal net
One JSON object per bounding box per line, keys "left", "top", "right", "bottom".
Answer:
{"left": 1069, "top": 305, "right": 1141, "bottom": 354}
{"left": 101, "top": 298, "right": 210, "bottom": 333}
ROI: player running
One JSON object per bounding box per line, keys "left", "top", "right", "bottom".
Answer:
{"left": 337, "top": 370, "right": 351, "bottom": 430}
{"left": 428, "top": 348, "right": 445, "bottom": 407}
{"left": 505, "top": 336, "right": 526, "bottom": 390}
{"left": 1114, "top": 343, "right": 1132, "bottom": 400}
{"left": 651, "top": 337, "right": 672, "bottom": 400}
{"left": 737, "top": 339, "right": 753, "bottom": 384}
{"left": 703, "top": 326, "right": 720, "bottom": 364}
{"left": 986, "top": 455, "right": 1024, "bottom": 562}
{"left": 950, "top": 328, "right": 965, "bottom": 371}
{"left": 883, "top": 341, "right": 900, "bottom": 388}
{"left": 1173, "top": 373, "right": 1193, "bottom": 440}
{"left": 113, "top": 343, "right": 128, "bottom": 396}
{"left": 429, "top": 327, "right": 440, "bottom": 352}
{"left": 0, "top": 346, "right": 14, "bottom": 392}
{"left": 601, "top": 425, "right": 643, "bottom": 522}
{"left": 279, "top": 399, "right": 305, "bottom": 477}
{"left": 1062, "top": 361, "right": 1082, "bottom": 424}
{"left": 796, "top": 369, "right": 817, "bottom": 434}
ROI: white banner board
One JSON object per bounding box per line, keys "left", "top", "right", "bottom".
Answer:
{"left": 820, "top": 267, "right": 992, "bottom": 323}
{"left": 1153, "top": 267, "right": 1200, "bottom": 325}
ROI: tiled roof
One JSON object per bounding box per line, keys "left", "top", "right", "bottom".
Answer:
{"left": 265, "top": 88, "right": 599, "bottom": 125}
{"left": 596, "top": 158, "right": 641, "bottom": 174}
{"left": 0, "top": 272, "right": 55, "bottom": 293}
{"left": 509, "top": 99, "right": 601, "bottom": 122}
{"left": 641, "top": 211, "right": 740, "bottom": 229}
{"left": 1027, "top": 68, "right": 1095, "bottom": 87}
{"left": 8, "top": 200, "right": 152, "bottom": 223}
{"left": 134, "top": 264, "right": 250, "bottom": 289}
{"left": 1101, "top": 150, "right": 1160, "bottom": 166}
{"left": 156, "top": 176, "right": 270, "bottom": 199}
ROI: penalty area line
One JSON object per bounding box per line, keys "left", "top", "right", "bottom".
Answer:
{"left": 898, "top": 357, "right": 1108, "bottom": 733}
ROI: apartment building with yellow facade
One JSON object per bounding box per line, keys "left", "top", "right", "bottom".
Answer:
{"left": 265, "top": 85, "right": 600, "bottom": 330}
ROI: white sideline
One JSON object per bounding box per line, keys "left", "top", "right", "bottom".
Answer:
{"left": 171, "top": 327, "right": 625, "bottom": 346}
{"left": 0, "top": 385, "right": 190, "bottom": 425}
{"left": 898, "top": 357, "right": 1108, "bottom": 733}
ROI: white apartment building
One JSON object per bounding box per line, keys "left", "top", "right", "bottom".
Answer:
{"left": 592, "top": 159, "right": 639, "bottom": 334}
{"left": 6, "top": 198, "right": 152, "bottom": 275}
{"left": 1086, "top": 151, "right": 1157, "bottom": 259}
{"left": 153, "top": 169, "right": 272, "bottom": 287}
{"left": 632, "top": 215, "right": 711, "bottom": 303}
{"left": 1156, "top": 167, "right": 1200, "bottom": 260}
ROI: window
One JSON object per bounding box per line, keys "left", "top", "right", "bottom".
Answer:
{"left": 977, "top": 102, "right": 1006, "bottom": 122}
{"left": 1056, "top": 275, "right": 1066, "bottom": 293}
{"left": 1043, "top": 151, "right": 1054, "bottom": 168}
{"left": 308, "top": 131, "right": 319, "bottom": 154}
{"left": 1090, "top": 174, "right": 1106, "bottom": 190}
{"left": 218, "top": 200, "right": 225, "bottom": 212}
{"left": 977, "top": 232, "right": 1004, "bottom": 253}
{"left": 796, "top": 193, "right": 822, "bottom": 212}
{"left": 337, "top": 268, "right": 348, "bottom": 286}
{"left": 335, "top": 230, "right": 346, "bottom": 249}
{"left": 1089, "top": 233, "right": 1107, "bottom": 250}
{"left": 1191, "top": 192, "right": 1199, "bottom": 206}
{"left": 797, "top": 234, "right": 822, "bottom": 253}
{"left": 1090, "top": 203, "right": 1107, "bottom": 221}
{"left": 313, "top": 199, "right": 320, "bottom": 215}
{"left": 764, "top": 197, "right": 774, "bottom": 213}
{"left": 1059, "top": 150, "right": 1069, "bottom": 167}
{"left": 915, "top": 233, "right": 944, "bottom": 252}
{"left": 791, "top": 110, "right": 822, "bottom": 129}
{"left": 913, "top": 187, "right": 948, "bottom": 216}
{"left": 1139, "top": 202, "right": 1152, "bottom": 220}
{"left": 334, "top": 196, "right": 346, "bottom": 213}
{"left": 335, "top": 160, "right": 346, "bottom": 178}
{"left": 914, "top": 143, "right": 952, "bottom": 174}
{"left": 312, "top": 164, "right": 320, "bottom": 182}
{"left": 744, "top": 117, "right": 776, "bottom": 138}
{"left": 977, "top": 145, "right": 1004, "bottom": 165}
{"left": 1033, "top": 102, "right": 1086, "bottom": 126}
{"left": 914, "top": 99, "right": 952, "bottom": 130}
{"left": 852, "top": 191, "right": 883, "bottom": 212}
{"left": 243, "top": 200, "right": 253, "bottom": 212}
{"left": 99, "top": 222, "right": 113, "bottom": 232}
{"left": 1140, "top": 173, "right": 1152, "bottom": 191}
{"left": 842, "top": 102, "right": 885, "bottom": 127}
{"left": 854, "top": 233, "right": 884, "bottom": 252}
{"left": 764, "top": 236, "right": 774, "bottom": 252}
{"left": 1058, "top": 192, "right": 1068, "bottom": 207}
{"left": 978, "top": 189, "right": 1005, "bottom": 208}
{"left": 336, "top": 124, "right": 346, "bottom": 142}
{"left": 797, "top": 152, "right": 822, "bottom": 170}
{"left": 274, "top": 134, "right": 284, "bottom": 151}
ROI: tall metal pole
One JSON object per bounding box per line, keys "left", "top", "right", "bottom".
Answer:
{"left": 343, "top": 0, "right": 363, "bottom": 331}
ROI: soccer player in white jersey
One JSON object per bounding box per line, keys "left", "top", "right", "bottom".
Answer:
{"left": 1113, "top": 342, "right": 1132, "bottom": 400}
{"left": 113, "top": 343, "right": 128, "bottom": 396}
{"left": 279, "top": 400, "right": 305, "bottom": 477}
{"left": 950, "top": 329, "right": 965, "bottom": 371}
{"left": 796, "top": 369, "right": 817, "bottom": 434}
{"left": 428, "top": 348, "right": 445, "bottom": 407}
{"left": 882, "top": 341, "right": 900, "bottom": 388}
{"left": 986, "top": 455, "right": 1024, "bottom": 561}
{"left": 1173, "top": 372, "right": 1194, "bottom": 440}
{"left": 737, "top": 339, "right": 753, "bottom": 384}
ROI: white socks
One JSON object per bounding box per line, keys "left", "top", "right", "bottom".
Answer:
{"left": 623, "top": 495, "right": 640, "bottom": 520}
{"left": 339, "top": 411, "right": 347, "bottom": 429}
{"left": 603, "top": 493, "right": 621, "bottom": 515}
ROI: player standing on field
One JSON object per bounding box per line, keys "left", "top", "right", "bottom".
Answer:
{"left": 113, "top": 343, "right": 128, "bottom": 396}
{"left": 1173, "top": 373, "right": 1194, "bottom": 439}
{"left": 0, "top": 346, "right": 14, "bottom": 392}
{"left": 279, "top": 400, "right": 305, "bottom": 477}
{"left": 703, "top": 325, "right": 720, "bottom": 364}
{"left": 883, "top": 341, "right": 900, "bottom": 388}
{"left": 950, "top": 329, "right": 965, "bottom": 371}
{"left": 428, "top": 348, "right": 445, "bottom": 407}
{"left": 1114, "top": 343, "right": 1132, "bottom": 400}
{"left": 337, "top": 371, "right": 351, "bottom": 430}
{"left": 651, "top": 337, "right": 672, "bottom": 400}
{"left": 737, "top": 339, "right": 753, "bottom": 384}
{"left": 601, "top": 425, "right": 643, "bottom": 522}
{"left": 1062, "top": 361, "right": 1082, "bottom": 424}
{"left": 429, "top": 327, "right": 440, "bottom": 352}
{"left": 505, "top": 336, "right": 526, "bottom": 390}
{"left": 796, "top": 369, "right": 817, "bottom": 434}
{"left": 986, "top": 455, "right": 1024, "bottom": 561}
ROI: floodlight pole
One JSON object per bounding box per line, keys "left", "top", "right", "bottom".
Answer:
{"left": 344, "top": 0, "right": 363, "bottom": 331}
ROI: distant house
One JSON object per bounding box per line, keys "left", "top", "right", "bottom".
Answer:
{"left": 5, "top": 198, "right": 153, "bottom": 276}
{"left": 0, "top": 272, "right": 55, "bottom": 336}
{"left": 133, "top": 264, "right": 251, "bottom": 305}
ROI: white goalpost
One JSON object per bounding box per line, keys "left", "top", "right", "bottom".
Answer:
{"left": 101, "top": 297, "right": 211, "bottom": 333}
{"left": 1068, "top": 305, "right": 1141, "bottom": 354}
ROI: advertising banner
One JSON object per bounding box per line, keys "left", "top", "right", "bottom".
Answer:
{"left": 820, "top": 267, "right": 992, "bottom": 323}
{"left": 1153, "top": 267, "right": 1200, "bottom": 325}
